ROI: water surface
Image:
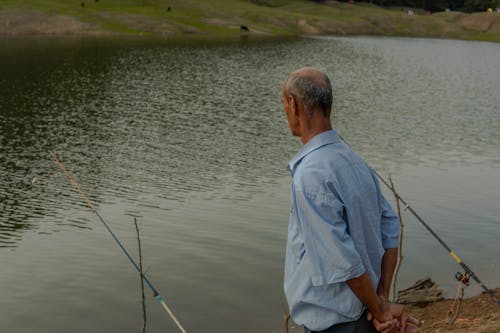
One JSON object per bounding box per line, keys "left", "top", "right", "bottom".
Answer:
{"left": 1, "top": 36, "right": 499, "bottom": 333}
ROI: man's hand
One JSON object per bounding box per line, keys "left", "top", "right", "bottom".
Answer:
{"left": 370, "top": 314, "right": 420, "bottom": 333}
{"left": 401, "top": 314, "right": 420, "bottom": 333}
{"left": 367, "top": 302, "right": 420, "bottom": 333}
{"left": 344, "top": 272, "right": 419, "bottom": 332}
{"left": 368, "top": 302, "right": 402, "bottom": 333}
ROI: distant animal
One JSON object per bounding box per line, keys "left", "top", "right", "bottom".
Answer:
{"left": 167, "top": 6, "right": 171, "bottom": 12}
{"left": 81, "top": 1, "right": 85, "bottom": 7}
{"left": 240, "top": 25, "right": 249, "bottom": 32}
{"left": 95, "top": 0, "right": 99, "bottom": 2}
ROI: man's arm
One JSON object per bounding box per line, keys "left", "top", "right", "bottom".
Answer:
{"left": 377, "top": 248, "right": 398, "bottom": 300}
{"left": 346, "top": 272, "right": 394, "bottom": 322}
{"left": 377, "top": 179, "right": 401, "bottom": 301}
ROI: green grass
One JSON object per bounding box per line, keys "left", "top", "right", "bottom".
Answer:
{"left": 1, "top": 0, "right": 499, "bottom": 42}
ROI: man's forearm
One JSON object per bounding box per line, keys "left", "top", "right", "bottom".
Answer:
{"left": 377, "top": 248, "right": 398, "bottom": 300}
{"left": 346, "top": 271, "right": 386, "bottom": 321}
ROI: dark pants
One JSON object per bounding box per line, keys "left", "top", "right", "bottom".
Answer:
{"left": 304, "top": 311, "right": 377, "bottom": 333}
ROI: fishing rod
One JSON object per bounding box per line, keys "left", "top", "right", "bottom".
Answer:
{"left": 49, "top": 150, "right": 188, "bottom": 333}
{"left": 338, "top": 135, "right": 500, "bottom": 307}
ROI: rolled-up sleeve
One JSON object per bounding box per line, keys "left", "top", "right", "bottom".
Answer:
{"left": 295, "top": 189, "right": 365, "bottom": 287}
{"left": 380, "top": 194, "right": 400, "bottom": 249}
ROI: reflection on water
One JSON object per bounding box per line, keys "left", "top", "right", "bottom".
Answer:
{"left": 0, "top": 36, "right": 499, "bottom": 333}
{"left": 0, "top": 38, "right": 295, "bottom": 247}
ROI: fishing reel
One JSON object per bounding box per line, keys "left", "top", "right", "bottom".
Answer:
{"left": 455, "top": 272, "right": 470, "bottom": 287}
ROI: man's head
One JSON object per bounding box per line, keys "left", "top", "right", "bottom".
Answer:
{"left": 281, "top": 67, "right": 333, "bottom": 143}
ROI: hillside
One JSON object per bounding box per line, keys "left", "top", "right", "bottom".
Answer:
{"left": 0, "top": 0, "right": 499, "bottom": 42}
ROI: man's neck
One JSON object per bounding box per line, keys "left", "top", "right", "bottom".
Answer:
{"left": 300, "top": 119, "right": 332, "bottom": 145}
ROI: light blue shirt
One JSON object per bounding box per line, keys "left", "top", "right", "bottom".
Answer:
{"left": 284, "top": 130, "right": 400, "bottom": 331}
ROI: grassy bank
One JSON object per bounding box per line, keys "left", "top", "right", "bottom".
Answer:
{"left": 0, "top": 0, "right": 499, "bottom": 42}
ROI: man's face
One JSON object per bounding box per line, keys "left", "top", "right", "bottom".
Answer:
{"left": 282, "top": 85, "right": 299, "bottom": 137}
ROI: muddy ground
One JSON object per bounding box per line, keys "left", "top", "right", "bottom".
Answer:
{"left": 406, "top": 288, "right": 500, "bottom": 333}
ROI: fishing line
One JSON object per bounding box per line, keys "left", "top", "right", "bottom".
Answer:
{"left": 338, "top": 135, "right": 500, "bottom": 307}
{"left": 49, "top": 150, "right": 188, "bottom": 333}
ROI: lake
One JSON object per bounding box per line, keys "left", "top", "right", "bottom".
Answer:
{"left": 1, "top": 36, "right": 499, "bottom": 333}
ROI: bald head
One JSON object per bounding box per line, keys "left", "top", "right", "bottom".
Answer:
{"left": 284, "top": 67, "right": 332, "bottom": 117}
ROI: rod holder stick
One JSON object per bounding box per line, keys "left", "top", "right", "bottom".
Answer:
{"left": 49, "top": 150, "right": 189, "bottom": 331}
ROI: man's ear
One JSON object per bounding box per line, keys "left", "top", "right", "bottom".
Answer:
{"left": 289, "top": 94, "right": 300, "bottom": 117}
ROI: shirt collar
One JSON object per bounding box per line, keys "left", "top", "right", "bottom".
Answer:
{"left": 287, "top": 130, "right": 341, "bottom": 175}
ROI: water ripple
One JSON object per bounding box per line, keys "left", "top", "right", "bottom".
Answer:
{"left": 1, "top": 36, "right": 499, "bottom": 251}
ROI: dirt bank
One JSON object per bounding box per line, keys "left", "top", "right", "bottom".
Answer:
{"left": 0, "top": 8, "right": 107, "bottom": 36}
{"left": 407, "top": 288, "right": 500, "bottom": 332}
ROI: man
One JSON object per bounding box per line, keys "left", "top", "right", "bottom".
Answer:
{"left": 282, "top": 67, "right": 419, "bottom": 333}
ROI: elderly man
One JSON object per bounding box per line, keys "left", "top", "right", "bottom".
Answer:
{"left": 282, "top": 67, "right": 418, "bottom": 333}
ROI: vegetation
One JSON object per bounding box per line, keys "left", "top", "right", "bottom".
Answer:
{"left": 0, "top": 0, "right": 499, "bottom": 42}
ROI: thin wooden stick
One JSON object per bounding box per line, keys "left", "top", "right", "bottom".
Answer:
{"left": 284, "top": 313, "right": 290, "bottom": 333}
{"left": 50, "top": 150, "right": 189, "bottom": 332}
{"left": 388, "top": 174, "right": 404, "bottom": 303}
{"left": 448, "top": 281, "right": 464, "bottom": 328}
{"left": 134, "top": 217, "right": 147, "bottom": 333}
{"left": 281, "top": 296, "right": 290, "bottom": 333}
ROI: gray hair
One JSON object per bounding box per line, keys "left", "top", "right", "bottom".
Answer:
{"left": 284, "top": 70, "right": 332, "bottom": 117}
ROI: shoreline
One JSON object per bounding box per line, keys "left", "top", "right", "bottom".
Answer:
{"left": 406, "top": 287, "right": 500, "bottom": 332}
{"left": 1, "top": 1, "right": 499, "bottom": 43}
